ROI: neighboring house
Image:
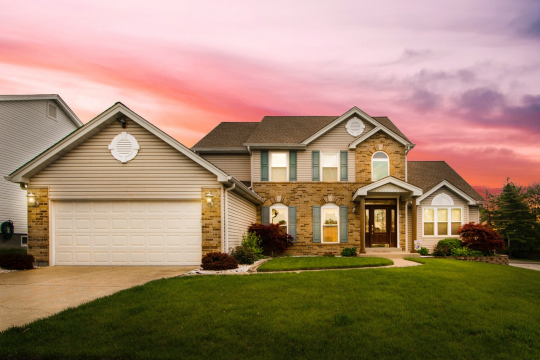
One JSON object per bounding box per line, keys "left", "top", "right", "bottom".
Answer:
{"left": 6, "top": 103, "right": 482, "bottom": 266}
{"left": 0, "top": 95, "right": 82, "bottom": 249}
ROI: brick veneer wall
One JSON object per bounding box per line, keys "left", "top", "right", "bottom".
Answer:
{"left": 355, "top": 132, "right": 406, "bottom": 183}
{"left": 433, "top": 255, "right": 509, "bottom": 265}
{"left": 201, "top": 188, "right": 222, "bottom": 255}
{"left": 27, "top": 188, "right": 49, "bottom": 264}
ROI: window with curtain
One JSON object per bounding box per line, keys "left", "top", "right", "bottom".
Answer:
{"left": 372, "top": 151, "right": 389, "bottom": 181}
{"left": 322, "top": 205, "right": 339, "bottom": 243}
{"left": 270, "top": 203, "right": 288, "bottom": 232}
{"left": 321, "top": 153, "right": 339, "bottom": 181}
{"left": 270, "top": 152, "right": 288, "bottom": 182}
{"left": 423, "top": 207, "right": 462, "bottom": 236}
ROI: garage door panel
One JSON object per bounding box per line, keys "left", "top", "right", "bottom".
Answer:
{"left": 54, "top": 201, "right": 202, "bottom": 265}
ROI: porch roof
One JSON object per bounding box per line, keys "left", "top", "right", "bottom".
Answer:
{"left": 352, "top": 177, "right": 423, "bottom": 202}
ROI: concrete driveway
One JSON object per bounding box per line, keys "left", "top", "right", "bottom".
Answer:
{"left": 0, "top": 266, "right": 197, "bottom": 332}
{"left": 509, "top": 261, "right": 540, "bottom": 272}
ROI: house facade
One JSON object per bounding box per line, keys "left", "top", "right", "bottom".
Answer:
{"left": 7, "top": 102, "right": 482, "bottom": 266}
{"left": 0, "top": 95, "right": 82, "bottom": 249}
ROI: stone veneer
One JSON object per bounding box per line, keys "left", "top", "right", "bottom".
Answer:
{"left": 433, "top": 255, "right": 509, "bottom": 265}
{"left": 355, "top": 132, "right": 406, "bottom": 183}
{"left": 253, "top": 182, "right": 407, "bottom": 255}
{"left": 27, "top": 188, "right": 50, "bottom": 264}
{"left": 201, "top": 188, "right": 222, "bottom": 255}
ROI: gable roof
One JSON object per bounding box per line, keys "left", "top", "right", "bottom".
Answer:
{"left": 407, "top": 161, "right": 483, "bottom": 202}
{"left": 372, "top": 116, "right": 410, "bottom": 143}
{"left": 0, "top": 94, "right": 83, "bottom": 127}
{"left": 192, "top": 122, "right": 259, "bottom": 152}
{"left": 6, "top": 102, "right": 263, "bottom": 204}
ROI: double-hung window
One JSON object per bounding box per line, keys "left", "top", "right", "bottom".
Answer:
{"left": 321, "top": 152, "right": 339, "bottom": 181}
{"left": 270, "top": 203, "right": 288, "bottom": 232}
{"left": 270, "top": 151, "right": 288, "bottom": 182}
{"left": 322, "top": 204, "right": 339, "bottom": 243}
{"left": 423, "top": 207, "right": 462, "bottom": 236}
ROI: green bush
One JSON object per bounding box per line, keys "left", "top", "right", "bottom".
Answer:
{"left": 241, "top": 232, "right": 264, "bottom": 259}
{"left": 201, "top": 252, "right": 238, "bottom": 270}
{"left": 0, "top": 253, "right": 34, "bottom": 270}
{"left": 418, "top": 247, "right": 429, "bottom": 256}
{"left": 341, "top": 247, "right": 357, "bottom": 257}
{"left": 433, "top": 238, "right": 463, "bottom": 256}
{"left": 450, "top": 247, "right": 484, "bottom": 257}
{"left": 230, "top": 246, "right": 258, "bottom": 265}
{"left": 323, "top": 252, "right": 335, "bottom": 257}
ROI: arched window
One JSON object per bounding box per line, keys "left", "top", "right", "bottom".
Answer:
{"left": 321, "top": 203, "right": 339, "bottom": 243}
{"left": 270, "top": 203, "right": 288, "bottom": 232}
{"left": 372, "top": 151, "right": 389, "bottom": 181}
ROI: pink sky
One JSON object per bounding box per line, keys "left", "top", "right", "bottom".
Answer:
{"left": 2, "top": 0, "right": 540, "bottom": 190}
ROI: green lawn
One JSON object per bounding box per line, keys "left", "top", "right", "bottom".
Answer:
{"left": 1, "top": 259, "right": 540, "bottom": 359}
{"left": 257, "top": 256, "right": 393, "bottom": 271}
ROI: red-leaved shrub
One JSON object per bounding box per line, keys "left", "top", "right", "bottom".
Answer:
{"left": 201, "top": 252, "right": 238, "bottom": 270}
{"left": 248, "top": 223, "right": 294, "bottom": 256}
{"left": 458, "top": 222, "right": 506, "bottom": 255}
{"left": 0, "top": 253, "right": 34, "bottom": 270}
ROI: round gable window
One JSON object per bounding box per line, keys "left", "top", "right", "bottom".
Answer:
{"left": 346, "top": 117, "right": 365, "bottom": 137}
{"left": 108, "top": 132, "right": 140, "bottom": 163}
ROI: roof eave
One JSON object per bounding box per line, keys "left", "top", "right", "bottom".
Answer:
{"left": 243, "top": 143, "right": 307, "bottom": 150}
{"left": 415, "top": 180, "right": 478, "bottom": 205}
{"left": 192, "top": 147, "right": 249, "bottom": 154}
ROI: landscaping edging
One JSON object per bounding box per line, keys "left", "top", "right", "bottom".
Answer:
{"left": 432, "top": 255, "right": 509, "bottom": 265}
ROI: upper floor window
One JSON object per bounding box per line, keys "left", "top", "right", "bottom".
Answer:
{"left": 372, "top": 151, "right": 389, "bottom": 181}
{"left": 322, "top": 204, "right": 339, "bottom": 243}
{"left": 270, "top": 203, "right": 288, "bottom": 232}
{"left": 321, "top": 152, "right": 339, "bottom": 181}
{"left": 270, "top": 151, "right": 288, "bottom": 182}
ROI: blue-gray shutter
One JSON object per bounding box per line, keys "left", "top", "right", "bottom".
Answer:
{"left": 313, "top": 206, "right": 321, "bottom": 242}
{"left": 340, "top": 206, "right": 348, "bottom": 243}
{"left": 312, "top": 151, "right": 320, "bottom": 181}
{"left": 289, "top": 150, "right": 297, "bottom": 181}
{"left": 340, "top": 151, "right": 348, "bottom": 181}
{"left": 288, "top": 206, "right": 297, "bottom": 242}
{"left": 261, "top": 151, "right": 269, "bottom": 181}
{"left": 261, "top": 206, "right": 269, "bottom": 225}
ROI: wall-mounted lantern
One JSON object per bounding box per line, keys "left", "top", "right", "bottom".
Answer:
{"left": 205, "top": 192, "right": 214, "bottom": 206}
{"left": 27, "top": 193, "right": 39, "bottom": 207}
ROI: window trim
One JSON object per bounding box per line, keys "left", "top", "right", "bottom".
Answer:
{"left": 422, "top": 206, "right": 463, "bottom": 237}
{"left": 320, "top": 151, "right": 340, "bottom": 182}
{"left": 371, "top": 151, "right": 390, "bottom": 181}
{"left": 321, "top": 203, "right": 340, "bottom": 243}
{"left": 270, "top": 203, "right": 288, "bottom": 232}
{"left": 21, "top": 235, "right": 28, "bottom": 247}
{"left": 269, "top": 151, "right": 289, "bottom": 182}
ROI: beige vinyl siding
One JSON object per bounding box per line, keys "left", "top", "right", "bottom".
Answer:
{"left": 30, "top": 121, "right": 220, "bottom": 199}
{"left": 416, "top": 187, "right": 469, "bottom": 250}
{"left": 201, "top": 154, "right": 250, "bottom": 181}
{"left": 469, "top": 206, "right": 480, "bottom": 223}
{"left": 0, "top": 100, "right": 79, "bottom": 233}
{"left": 226, "top": 191, "right": 257, "bottom": 250}
{"left": 251, "top": 150, "right": 261, "bottom": 183}
{"left": 407, "top": 205, "right": 413, "bottom": 250}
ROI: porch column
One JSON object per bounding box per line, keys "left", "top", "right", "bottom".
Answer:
{"left": 359, "top": 196, "right": 366, "bottom": 254}
{"left": 411, "top": 196, "right": 418, "bottom": 253}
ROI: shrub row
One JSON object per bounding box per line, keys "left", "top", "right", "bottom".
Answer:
{"left": 0, "top": 253, "right": 34, "bottom": 270}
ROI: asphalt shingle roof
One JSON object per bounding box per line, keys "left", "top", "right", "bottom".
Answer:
{"left": 407, "top": 161, "right": 483, "bottom": 201}
{"left": 192, "top": 122, "right": 259, "bottom": 149}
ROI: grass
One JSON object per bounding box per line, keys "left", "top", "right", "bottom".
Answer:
{"left": 1, "top": 259, "right": 540, "bottom": 359}
{"left": 257, "top": 256, "right": 393, "bottom": 272}
{"left": 0, "top": 248, "right": 27, "bottom": 256}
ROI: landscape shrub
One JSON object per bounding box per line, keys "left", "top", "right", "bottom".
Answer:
{"left": 459, "top": 223, "right": 506, "bottom": 255}
{"left": 241, "top": 232, "right": 264, "bottom": 259}
{"left": 248, "top": 223, "right": 294, "bottom": 256}
{"left": 450, "top": 247, "right": 484, "bottom": 257}
{"left": 341, "top": 247, "right": 357, "bottom": 257}
{"left": 432, "top": 238, "right": 463, "bottom": 256}
{"left": 323, "top": 252, "right": 335, "bottom": 257}
{"left": 0, "top": 253, "right": 34, "bottom": 270}
{"left": 418, "top": 247, "right": 429, "bottom": 256}
{"left": 230, "top": 246, "right": 257, "bottom": 265}
{"left": 201, "top": 252, "right": 238, "bottom": 270}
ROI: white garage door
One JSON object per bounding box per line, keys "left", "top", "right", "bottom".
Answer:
{"left": 52, "top": 201, "right": 202, "bottom": 265}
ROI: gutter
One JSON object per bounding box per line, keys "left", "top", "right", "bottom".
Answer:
{"left": 223, "top": 176, "right": 264, "bottom": 204}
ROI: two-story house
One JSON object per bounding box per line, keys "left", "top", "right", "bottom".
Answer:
{"left": 8, "top": 103, "right": 482, "bottom": 266}
{"left": 193, "top": 106, "right": 484, "bottom": 255}
{"left": 0, "top": 95, "right": 82, "bottom": 249}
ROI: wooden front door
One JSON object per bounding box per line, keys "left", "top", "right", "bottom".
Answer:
{"left": 365, "top": 205, "right": 397, "bottom": 247}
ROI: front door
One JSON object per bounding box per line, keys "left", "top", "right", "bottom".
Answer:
{"left": 365, "top": 205, "right": 397, "bottom": 247}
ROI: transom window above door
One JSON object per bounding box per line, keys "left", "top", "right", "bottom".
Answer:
{"left": 270, "top": 151, "right": 288, "bottom": 182}
{"left": 372, "top": 151, "right": 389, "bottom": 181}
{"left": 321, "top": 152, "right": 339, "bottom": 181}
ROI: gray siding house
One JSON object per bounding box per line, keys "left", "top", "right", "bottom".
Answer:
{"left": 0, "top": 95, "right": 82, "bottom": 248}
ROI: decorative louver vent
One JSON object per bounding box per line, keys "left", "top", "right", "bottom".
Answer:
{"left": 345, "top": 117, "right": 365, "bottom": 136}
{"left": 108, "top": 132, "right": 140, "bottom": 163}
{"left": 48, "top": 102, "right": 57, "bottom": 119}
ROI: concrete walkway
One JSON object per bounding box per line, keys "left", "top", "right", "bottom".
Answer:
{"left": 509, "top": 261, "right": 540, "bottom": 272}
{"left": 0, "top": 266, "right": 196, "bottom": 332}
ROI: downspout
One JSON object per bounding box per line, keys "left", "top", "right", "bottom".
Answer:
{"left": 224, "top": 183, "right": 236, "bottom": 253}
{"left": 20, "top": 183, "right": 28, "bottom": 190}
{"left": 404, "top": 145, "right": 412, "bottom": 182}
{"left": 220, "top": 184, "right": 225, "bottom": 252}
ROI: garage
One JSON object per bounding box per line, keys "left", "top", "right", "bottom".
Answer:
{"left": 52, "top": 200, "right": 202, "bottom": 265}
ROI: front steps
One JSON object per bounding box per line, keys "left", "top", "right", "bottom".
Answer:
{"left": 359, "top": 248, "right": 420, "bottom": 259}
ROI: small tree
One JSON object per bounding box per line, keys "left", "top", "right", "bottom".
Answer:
{"left": 458, "top": 222, "right": 505, "bottom": 255}
{"left": 248, "top": 223, "right": 293, "bottom": 256}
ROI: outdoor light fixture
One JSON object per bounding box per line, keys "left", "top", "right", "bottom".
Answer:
{"left": 205, "top": 192, "right": 214, "bottom": 205}
{"left": 27, "top": 193, "right": 39, "bottom": 207}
